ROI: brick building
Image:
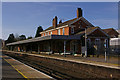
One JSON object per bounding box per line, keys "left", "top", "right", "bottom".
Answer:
{"left": 7, "top": 8, "right": 110, "bottom": 56}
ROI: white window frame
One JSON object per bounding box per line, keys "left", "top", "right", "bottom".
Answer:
{"left": 51, "top": 31, "right": 52, "bottom": 35}
{"left": 63, "top": 28, "right": 64, "bottom": 35}
{"left": 58, "top": 29, "right": 60, "bottom": 35}
{"left": 48, "top": 32, "right": 49, "bottom": 35}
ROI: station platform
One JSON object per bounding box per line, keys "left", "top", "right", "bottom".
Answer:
{"left": 5, "top": 50, "right": 120, "bottom": 69}
{"left": 1, "top": 54, "right": 54, "bottom": 80}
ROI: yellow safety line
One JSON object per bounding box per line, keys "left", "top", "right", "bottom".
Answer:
{"left": 2, "top": 57, "right": 29, "bottom": 80}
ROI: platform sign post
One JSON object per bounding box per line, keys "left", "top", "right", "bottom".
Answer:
{"left": 64, "top": 40, "right": 66, "bottom": 57}
{"left": 104, "top": 40, "right": 107, "bottom": 62}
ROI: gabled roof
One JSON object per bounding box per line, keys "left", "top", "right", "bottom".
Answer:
{"left": 75, "top": 27, "right": 110, "bottom": 37}
{"left": 117, "top": 29, "right": 120, "bottom": 34}
{"left": 42, "top": 17, "right": 94, "bottom": 32}
{"left": 103, "top": 28, "right": 119, "bottom": 35}
{"left": 6, "top": 35, "right": 81, "bottom": 46}
{"left": 75, "top": 27, "right": 98, "bottom": 35}
{"left": 44, "top": 18, "right": 77, "bottom": 31}
{"left": 70, "top": 17, "right": 94, "bottom": 27}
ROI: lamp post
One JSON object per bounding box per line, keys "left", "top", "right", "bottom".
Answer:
{"left": 85, "top": 28, "right": 87, "bottom": 57}
{"left": 104, "top": 39, "right": 107, "bottom": 62}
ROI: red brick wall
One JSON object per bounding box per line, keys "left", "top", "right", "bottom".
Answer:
{"left": 64, "top": 27, "right": 69, "bottom": 35}
{"left": 52, "top": 30, "right": 58, "bottom": 35}
{"left": 41, "top": 26, "right": 70, "bottom": 37}
{"left": 41, "top": 34, "right": 43, "bottom": 37}
{"left": 60, "top": 28, "right": 63, "bottom": 35}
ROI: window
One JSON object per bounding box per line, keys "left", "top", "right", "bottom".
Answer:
{"left": 48, "top": 32, "right": 49, "bottom": 35}
{"left": 63, "top": 28, "right": 64, "bottom": 35}
{"left": 58, "top": 29, "right": 60, "bottom": 35}
{"left": 71, "top": 27, "right": 74, "bottom": 34}
{"left": 51, "top": 31, "right": 52, "bottom": 35}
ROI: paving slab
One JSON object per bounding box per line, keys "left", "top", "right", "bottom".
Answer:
{"left": 2, "top": 54, "right": 54, "bottom": 80}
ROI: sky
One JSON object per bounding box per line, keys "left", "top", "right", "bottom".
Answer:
{"left": 2, "top": 2, "right": 118, "bottom": 40}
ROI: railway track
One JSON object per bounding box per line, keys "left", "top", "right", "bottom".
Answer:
{"left": 3, "top": 51, "right": 120, "bottom": 79}
{"left": 3, "top": 52, "right": 81, "bottom": 79}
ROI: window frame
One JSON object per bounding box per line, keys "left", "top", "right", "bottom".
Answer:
{"left": 71, "top": 27, "right": 74, "bottom": 34}
{"left": 58, "top": 29, "right": 60, "bottom": 35}
{"left": 63, "top": 28, "right": 64, "bottom": 35}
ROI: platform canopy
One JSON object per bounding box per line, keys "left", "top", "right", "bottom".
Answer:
{"left": 7, "top": 35, "right": 81, "bottom": 46}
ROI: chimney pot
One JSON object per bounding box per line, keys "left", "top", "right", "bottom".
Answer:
{"left": 59, "top": 20, "right": 62, "bottom": 24}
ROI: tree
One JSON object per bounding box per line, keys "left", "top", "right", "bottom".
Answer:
{"left": 27, "top": 36, "right": 32, "bottom": 39}
{"left": 14, "top": 33, "right": 19, "bottom": 41}
{"left": 5, "top": 33, "right": 16, "bottom": 44}
{"left": 35, "top": 26, "right": 43, "bottom": 37}
{"left": 19, "top": 35, "right": 26, "bottom": 40}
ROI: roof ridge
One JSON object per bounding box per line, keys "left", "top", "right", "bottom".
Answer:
{"left": 43, "top": 18, "right": 77, "bottom": 32}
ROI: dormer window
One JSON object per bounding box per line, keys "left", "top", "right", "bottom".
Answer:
{"left": 71, "top": 27, "right": 74, "bottom": 34}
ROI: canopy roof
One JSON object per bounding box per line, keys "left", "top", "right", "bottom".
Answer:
{"left": 7, "top": 35, "right": 81, "bottom": 46}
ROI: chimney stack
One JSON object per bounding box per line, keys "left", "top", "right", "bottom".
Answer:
{"left": 77, "top": 8, "right": 82, "bottom": 18}
{"left": 53, "top": 16, "right": 57, "bottom": 28}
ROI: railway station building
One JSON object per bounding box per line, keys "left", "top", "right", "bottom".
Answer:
{"left": 7, "top": 8, "right": 111, "bottom": 56}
